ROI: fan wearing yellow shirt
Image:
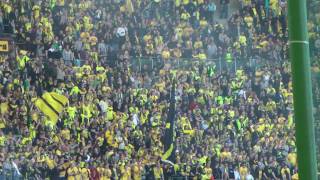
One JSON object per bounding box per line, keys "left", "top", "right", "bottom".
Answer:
{"left": 66, "top": 106, "right": 77, "bottom": 127}
{"left": 242, "top": 0, "right": 251, "bottom": 7}
{"left": 119, "top": 163, "right": 131, "bottom": 180}
{"left": 80, "top": 31, "right": 90, "bottom": 42}
{"left": 106, "top": 165, "right": 113, "bottom": 180}
{"left": 197, "top": 0, "right": 204, "bottom": 5}
{"left": 239, "top": 34, "right": 247, "bottom": 48}
{"left": 61, "top": 128, "right": 71, "bottom": 141}
{"left": 32, "top": 4, "right": 41, "bottom": 20}
{"left": 291, "top": 168, "right": 299, "bottom": 180}
{"left": 161, "top": 47, "right": 171, "bottom": 60}
{"left": 173, "top": 46, "right": 182, "bottom": 59}
{"left": 90, "top": 47, "right": 99, "bottom": 63}
{"left": 143, "top": 33, "right": 152, "bottom": 43}
{"left": 89, "top": 34, "right": 98, "bottom": 46}
{"left": 67, "top": 165, "right": 76, "bottom": 180}
{"left": 154, "top": 31, "right": 164, "bottom": 47}
{"left": 0, "top": 101, "right": 9, "bottom": 115}
{"left": 58, "top": 159, "right": 71, "bottom": 179}
{"left": 181, "top": 9, "right": 191, "bottom": 21}
{"left": 0, "top": 132, "right": 6, "bottom": 146}
{"left": 199, "top": 18, "right": 208, "bottom": 27}
{"left": 145, "top": 39, "right": 154, "bottom": 55}
{"left": 197, "top": 50, "right": 207, "bottom": 60}
{"left": 81, "top": 101, "right": 93, "bottom": 125}
{"left": 182, "top": 0, "right": 189, "bottom": 5}
{"left": 280, "top": 164, "right": 291, "bottom": 179}
{"left": 70, "top": 160, "right": 83, "bottom": 179}
{"left": 132, "top": 160, "right": 143, "bottom": 180}
{"left": 99, "top": 163, "right": 112, "bottom": 180}
{"left": 73, "top": 166, "right": 82, "bottom": 180}
{"left": 45, "top": 155, "right": 57, "bottom": 170}
{"left": 239, "top": 163, "right": 248, "bottom": 179}
{"left": 153, "top": 162, "right": 164, "bottom": 179}
{"left": 2, "top": 3, "right": 12, "bottom": 15}
{"left": 105, "top": 127, "right": 114, "bottom": 146}
{"left": 81, "top": 64, "right": 92, "bottom": 76}
{"left": 57, "top": 0, "right": 65, "bottom": 6}
{"left": 194, "top": 37, "right": 203, "bottom": 49}
{"left": 244, "top": 13, "right": 253, "bottom": 28}
{"left": 80, "top": 167, "right": 90, "bottom": 180}
{"left": 287, "top": 150, "right": 297, "bottom": 167}
{"left": 220, "top": 148, "right": 232, "bottom": 162}
{"left": 202, "top": 163, "right": 213, "bottom": 179}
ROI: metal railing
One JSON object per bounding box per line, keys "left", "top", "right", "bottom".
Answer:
{"left": 129, "top": 55, "right": 274, "bottom": 75}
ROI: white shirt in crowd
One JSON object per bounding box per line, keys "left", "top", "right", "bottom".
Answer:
{"left": 246, "top": 174, "right": 254, "bottom": 180}
{"left": 234, "top": 170, "right": 241, "bottom": 180}
{"left": 132, "top": 113, "right": 139, "bottom": 127}
{"left": 99, "top": 100, "right": 108, "bottom": 113}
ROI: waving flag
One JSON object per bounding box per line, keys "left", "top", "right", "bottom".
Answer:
{"left": 35, "top": 92, "right": 68, "bottom": 124}
{"left": 162, "top": 79, "right": 176, "bottom": 161}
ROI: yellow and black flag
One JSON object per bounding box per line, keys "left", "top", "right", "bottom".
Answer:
{"left": 34, "top": 92, "right": 68, "bottom": 124}
{"left": 162, "top": 79, "right": 176, "bottom": 161}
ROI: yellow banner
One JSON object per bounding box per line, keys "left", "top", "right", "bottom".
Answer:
{"left": 162, "top": 144, "right": 173, "bottom": 160}
{"left": 0, "top": 41, "right": 9, "bottom": 52}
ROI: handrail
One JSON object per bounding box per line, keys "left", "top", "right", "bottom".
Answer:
{"left": 2, "top": 40, "right": 319, "bottom": 78}
{"left": 128, "top": 55, "right": 284, "bottom": 73}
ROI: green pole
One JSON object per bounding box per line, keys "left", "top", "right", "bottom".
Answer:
{"left": 288, "top": 0, "right": 318, "bottom": 179}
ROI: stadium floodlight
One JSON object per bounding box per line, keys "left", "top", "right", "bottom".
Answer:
{"left": 288, "top": 0, "right": 318, "bottom": 179}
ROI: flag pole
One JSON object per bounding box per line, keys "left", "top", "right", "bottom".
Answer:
{"left": 287, "top": 0, "right": 318, "bottom": 179}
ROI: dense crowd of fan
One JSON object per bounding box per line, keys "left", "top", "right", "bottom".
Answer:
{"left": 0, "top": 0, "right": 319, "bottom": 179}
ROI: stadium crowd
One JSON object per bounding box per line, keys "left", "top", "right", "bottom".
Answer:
{"left": 0, "top": 0, "right": 319, "bottom": 179}
{"left": 309, "top": 0, "right": 320, "bottom": 175}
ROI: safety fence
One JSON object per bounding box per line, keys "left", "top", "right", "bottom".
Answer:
{"left": 129, "top": 55, "right": 276, "bottom": 75}
{"left": 0, "top": 164, "right": 235, "bottom": 180}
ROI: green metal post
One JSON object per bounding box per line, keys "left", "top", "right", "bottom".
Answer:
{"left": 288, "top": 0, "right": 318, "bottom": 179}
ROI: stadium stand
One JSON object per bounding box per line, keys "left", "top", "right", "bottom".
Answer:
{"left": 309, "top": 0, "right": 320, "bottom": 177}
{"left": 0, "top": 0, "right": 319, "bottom": 179}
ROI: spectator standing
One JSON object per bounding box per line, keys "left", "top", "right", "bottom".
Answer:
{"left": 208, "top": 0, "right": 217, "bottom": 23}
{"left": 0, "top": 10, "right": 3, "bottom": 33}
{"left": 220, "top": 0, "right": 230, "bottom": 19}
{"left": 62, "top": 45, "right": 74, "bottom": 66}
